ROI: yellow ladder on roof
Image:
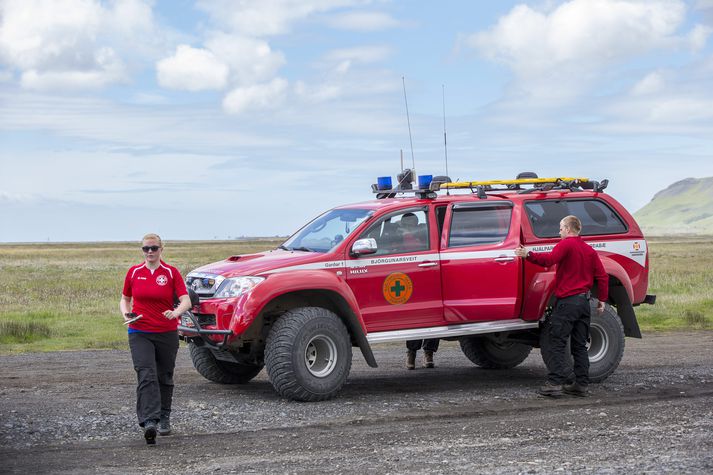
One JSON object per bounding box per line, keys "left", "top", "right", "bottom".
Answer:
{"left": 440, "top": 177, "right": 589, "bottom": 190}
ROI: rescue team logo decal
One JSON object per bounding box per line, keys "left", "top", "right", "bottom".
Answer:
{"left": 382, "top": 273, "right": 413, "bottom": 305}
{"left": 633, "top": 242, "right": 641, "bottom": 251}
{"left": 156, "top": 275, "right": 168, "bottom": 286}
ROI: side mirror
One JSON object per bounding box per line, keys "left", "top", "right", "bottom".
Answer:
{"left": 351, "top": 238, "right": 378, "bottom": 256}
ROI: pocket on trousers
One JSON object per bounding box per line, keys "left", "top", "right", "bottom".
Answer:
{"left": 549, "top": 320, "right": 568, "bottom": 339}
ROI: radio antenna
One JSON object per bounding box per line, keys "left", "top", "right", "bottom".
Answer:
{"left": 442, "top": 84, "right": 450, "bottom": 195}
{"left": 402, "top": 76, "right": 416, "bottom": 172}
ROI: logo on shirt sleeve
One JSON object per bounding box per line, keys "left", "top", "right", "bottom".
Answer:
{"left": 156, "top": 275, "right": 168, "bottom": 286}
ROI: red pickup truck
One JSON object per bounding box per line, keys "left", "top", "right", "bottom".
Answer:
{"left": 180, "top": 173, "right": 655, "bottom": 401}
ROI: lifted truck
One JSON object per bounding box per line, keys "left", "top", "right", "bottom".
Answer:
{"left": 179, "top": 173, "right": 655, "bottom": 401}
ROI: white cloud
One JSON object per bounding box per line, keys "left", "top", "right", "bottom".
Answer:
{"left": 157, "top": 45, "right": 229, "bottom": 91}
{"left": 631, "top": 71, "right": 666, "bottom": 95}
{"left": 204, "top": 33, "right": 285, "bottom": 86}
{"left": 607, "top": 93, "right": 713, "bottom": 125}
{"left": 19, "top": 46, "right": 127, "bottom": 90}
{"left": 294, "top": 80, "right": 343, "bottom": 102}
{"left": 326, "top": 11, "right": 402, "bottom": 31}
{"left": 0, "top": 0, "right": 162, "bottom": 90}
{"left": 324, "top": 45, "right": 392, "bottom": 64}
{"left": 196, "top": 0, "right": 364, "bottom": 37}
{"left": 465, "top": 0, "right": 705, "bottom": 101}
{"left": 222, "top": 78, "right": 289, "bottom": 114}
{"left": 687, "top": 24, "right": 712, "bottom": 49}
{"left": 150, "top": 2, "right": 396, "bottom": 112}
{"left": 0, "top": 191, "right": 38, "bottom": 204}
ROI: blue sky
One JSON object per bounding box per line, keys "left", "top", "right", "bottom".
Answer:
{"left": 1, "top": 0, "right": 712, "bottom": 242}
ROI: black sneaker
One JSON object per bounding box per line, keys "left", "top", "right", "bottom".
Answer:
{"left": 563, "top": 382, "right": 589, "bottom": 397}
{"left": 158, "top": 415, "right": 171, "bottom": 436}
{"left": 144, "top": 420, "right": 157, "bottom": 445}
{"left": 537, "top": 381, "right": 563, "bottom": 398}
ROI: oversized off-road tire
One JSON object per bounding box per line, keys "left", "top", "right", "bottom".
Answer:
{"left": 188, "top": 343, "right": 264, "bottom": 384}
{"left": 264, "top": 307, "right": 352, "bottom": 402}
{"left": 540, "top": 301, "right": 625, "bottom": 383}
{"left": 459, "top": 337, "right": 533, "bottom": 369}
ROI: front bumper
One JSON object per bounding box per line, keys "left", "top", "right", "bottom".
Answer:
{"left": 178, "top": 311, "right": 233, "bottom": 348}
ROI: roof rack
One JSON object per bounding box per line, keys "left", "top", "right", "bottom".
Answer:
{"left": 371, "top": 172, "right": 608, "bottom": 200}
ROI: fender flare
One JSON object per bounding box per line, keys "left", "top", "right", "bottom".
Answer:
{"left": 243, "top": 270, "right": 378, "bottom": 367}
{"left": 600, "top": 258, "right": 641, "bottom": 338}
{"left": 601, "top": 258, "right": 634, "bottom": 302}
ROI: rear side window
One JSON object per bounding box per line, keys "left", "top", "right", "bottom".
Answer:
{"left": 448, "top": 205, "right": 512, "bottom": 247}
{"left": 525, "top": 199, "right": 627, "bottom": 237}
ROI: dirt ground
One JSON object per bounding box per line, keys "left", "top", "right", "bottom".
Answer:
{"left": 1, "top": 332, "right": 712, "bottom": 474}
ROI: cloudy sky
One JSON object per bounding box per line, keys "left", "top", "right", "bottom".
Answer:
{"left": 1, "top": 0, "right": 712, "bottom": 242}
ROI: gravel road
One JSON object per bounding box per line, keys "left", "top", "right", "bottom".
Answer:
{"left": 1, "top": 332, "right": 712, "bottom": 474}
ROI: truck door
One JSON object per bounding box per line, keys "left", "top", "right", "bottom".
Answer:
{"left": 439, "top": 201, "right": 523, "bottom": 322}
{"left": 346, "top": 206, "right": 444, "bottom": 332}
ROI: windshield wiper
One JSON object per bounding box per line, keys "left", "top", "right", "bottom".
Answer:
{"left": 290, "top": 246, "right": 315, "bottom": 252}
{"left": 277, "top": 245, "right": 290, "bottom": 251}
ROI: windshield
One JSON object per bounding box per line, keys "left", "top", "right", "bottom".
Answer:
{"left": 282, "top": 208, "right": 373, "bottom": 253}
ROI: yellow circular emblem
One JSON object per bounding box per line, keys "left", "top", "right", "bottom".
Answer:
{"left": 382, "top": 273, "right": 413, "bottom": 305}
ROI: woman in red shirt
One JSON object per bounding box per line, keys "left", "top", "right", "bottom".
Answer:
{"left": 119, "top": 233, "right": 191, "bottom": 445}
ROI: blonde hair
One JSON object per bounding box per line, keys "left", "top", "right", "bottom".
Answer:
{"left": 142, "top": 233, "right": 163, "bottom": 247}
{"left": 561, "top": 215, "right": 582, "bottom": 235}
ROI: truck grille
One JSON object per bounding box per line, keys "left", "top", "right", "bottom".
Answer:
{"left": 193, "top": 313, "right": 216, "bottom": 327}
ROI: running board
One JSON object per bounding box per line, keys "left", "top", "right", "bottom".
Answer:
{"left": 366, "top": 319, "right": 540, "bottom": 344}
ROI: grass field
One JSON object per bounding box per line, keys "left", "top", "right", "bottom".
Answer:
{"left": 0, "top": 240, "right": 282, "bottom": 353}
{"left": 0, "top": 237, "right": 711, "bottom": 353}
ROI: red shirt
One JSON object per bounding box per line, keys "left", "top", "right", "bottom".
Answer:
{"left": 526, "top": 236, "right": 608, "bottom": 302}
{"left": 122, "top": 260, "right": 188, "bottom": 333}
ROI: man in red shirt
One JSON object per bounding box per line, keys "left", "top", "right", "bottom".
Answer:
{"left": 515, "top": 215, "right": 607, "bottom": 397}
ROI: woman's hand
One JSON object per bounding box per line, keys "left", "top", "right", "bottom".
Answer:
{"left": 163, "top": 310, "right": 180, "bottom": 320}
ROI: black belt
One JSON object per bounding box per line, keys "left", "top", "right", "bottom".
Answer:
{"left": 560, "top": 291, "right": 591, "bottom": 300}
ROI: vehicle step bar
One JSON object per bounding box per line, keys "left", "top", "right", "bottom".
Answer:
{"left": 366, "top": 319, "right": 540, "bottom": 344}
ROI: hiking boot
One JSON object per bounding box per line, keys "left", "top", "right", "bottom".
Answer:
{"left": 537, "top": 381, "right": 563, "bottom": 398}
{"left": 423, "top": 351, "right": 435, "bottom": 369}
{"left": 406, "top": 350, "right": 416, "bottom": 370}
{"left": 144, "top": 420, "right": 157, "bottom": 445}
{"left": 158, "top": 414, "right": 171, "bottom": 436}
{"left": 563, "top": 382, "right": 589, "bottom": 397}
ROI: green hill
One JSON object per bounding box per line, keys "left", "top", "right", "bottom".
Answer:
{"left": 634, "top": 177, "right": 713, "bottom": 235}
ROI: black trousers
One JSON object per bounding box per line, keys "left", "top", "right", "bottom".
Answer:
{"left": 128, "top": 331, "right": 179, "bottom": 426}
{"left": 547, "top": 294, "right": 591, "bottom": 385}
{"left": 406, "top": 339, "right": 440, "bottom": 352}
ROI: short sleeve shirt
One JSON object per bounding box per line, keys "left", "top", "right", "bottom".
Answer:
{"left": 122, "top": 261, "right": 188, "bottom": 333}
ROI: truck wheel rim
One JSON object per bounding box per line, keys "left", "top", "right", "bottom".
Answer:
{"left": 305, "top": 335, "right": 337, "bottom": 378}
{"left": 588, "top": 323, "right": 608, "bottom": 363}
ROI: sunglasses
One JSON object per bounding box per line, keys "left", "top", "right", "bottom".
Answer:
{"left": 142, "top": 245, "right": 161, "bottom": 252}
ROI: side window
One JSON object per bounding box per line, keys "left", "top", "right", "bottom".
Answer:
{"left": 525, "top": 200, "right": 627, "bottom": 237}
{"left": 448, "top": 205, "right": 512, "bottom": 247}
{"left": 360, "top": 209, "right": 429, "bottom": 256}
{"left": 569, "top": 200, "right": 627, "bottom": 235}
{"left": 524, "top": 202, "right": 568, "bottom": 238}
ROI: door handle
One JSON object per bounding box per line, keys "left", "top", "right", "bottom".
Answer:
{"left": 494, "top": 256, "right": 515, "bottom": 263}
{"left": 418, "top": 262, "right": 438, "bottom": 268}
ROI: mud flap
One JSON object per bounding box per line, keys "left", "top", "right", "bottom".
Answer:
{"left": 609, "top": 286, "right": 642, "bottom": 338}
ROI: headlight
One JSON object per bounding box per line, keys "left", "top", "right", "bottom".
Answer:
{"left": 213, "top": 276, "right": 265, "bottom": 299}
